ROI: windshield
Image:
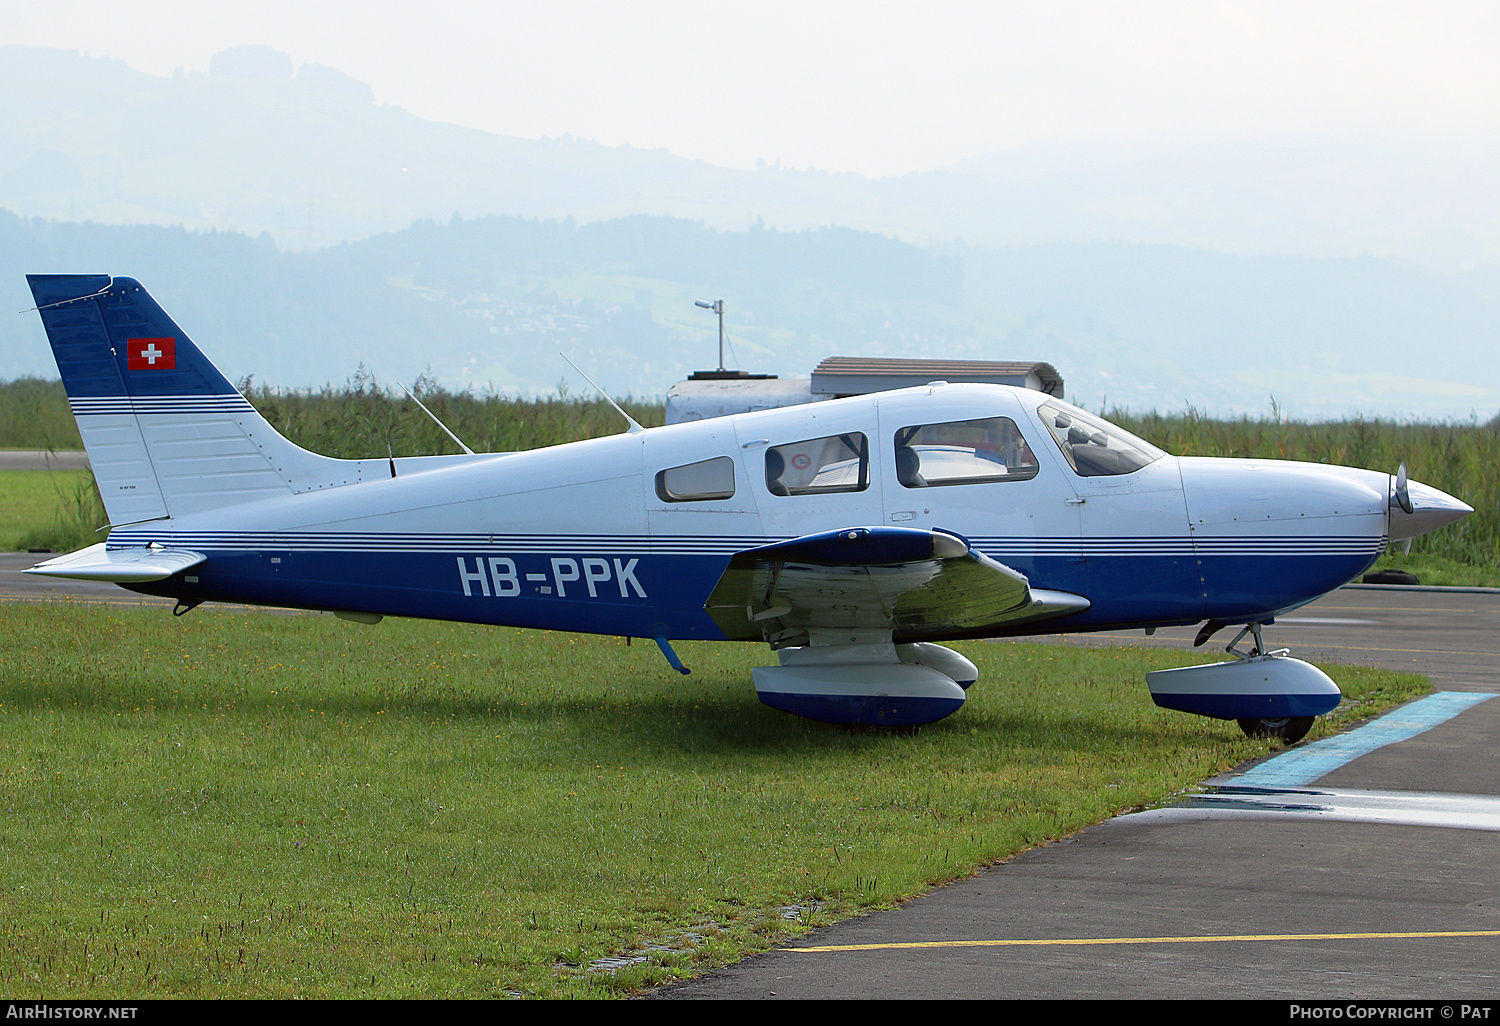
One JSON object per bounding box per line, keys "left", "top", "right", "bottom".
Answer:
{"left": 1038, "top": 401, "right": 1165, "bottom": 478}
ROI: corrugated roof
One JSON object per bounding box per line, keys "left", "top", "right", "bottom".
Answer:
{"left": 810, "top": 356, "right": 1064, "bottom": 396}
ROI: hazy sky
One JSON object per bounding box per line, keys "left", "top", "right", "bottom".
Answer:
{"left": 10, "top": 1, "right": 1500, "bottom": 176}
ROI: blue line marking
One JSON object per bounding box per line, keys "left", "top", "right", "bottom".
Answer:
{"left": 1235, "top": 691, "right": 1497, "bottom": 788}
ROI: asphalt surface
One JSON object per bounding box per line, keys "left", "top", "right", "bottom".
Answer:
{"left": 0, "top": 551, "right": 171, "bottom": 607}
{"left": 3, "top": 552, "right": 1497, "bottom": 1000}
{"left": 1051, "top": 586, "right": 1500, "bottom": 692}
{"left": 651, "top": 587, "right": 1500, "bottom": 1000}
{"left": 0, "top": 450, "right": 89, "bottom": 471}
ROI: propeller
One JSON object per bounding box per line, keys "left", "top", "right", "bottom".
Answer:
{"left": 1393, "top": 462, "right": 1414, "bottom": 515}
{"left": 1393, "top": 461, "right": 1414, "bottom": 554}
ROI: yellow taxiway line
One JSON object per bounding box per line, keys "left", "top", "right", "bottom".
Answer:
{"left": 790, "top": 929, "right": 1500, "bottom": 953}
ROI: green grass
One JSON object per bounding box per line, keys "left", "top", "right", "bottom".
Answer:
{"left": 1364, "top": 551, "right": 1500, "bottom": 589}
{"left": 238, "top": 372, "right": 665, "bottom": 459}
{"left": 0, "top": 604, "right": 1427, "bottom": 998}
{"left": 0, "top": 376, "right": 664, "bottom": 462}
{"left": 0, "top": 470, "right": 105, "bottom": 552}
{"left": 0, "top": 378, "right": 80, "bottom": 451}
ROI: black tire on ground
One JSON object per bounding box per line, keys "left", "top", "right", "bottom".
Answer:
{"left": 1237, "top": 716, "right": 1315, "bottom": 744}
{"left": 1363, "top": 569, "right": 1421, "bottom": 586}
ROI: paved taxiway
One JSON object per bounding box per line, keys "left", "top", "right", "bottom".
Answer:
{"left": 0, "top": 551, "right": 172, "bottom": 606}
{"left": 0, "top": 450, "right": 90, "bottom": 471}
{"left": 3, "top": 551, "right": 1496, "bottom": 998}
{"left": 653, "top": 586, "right": 1500, "bottom": 999}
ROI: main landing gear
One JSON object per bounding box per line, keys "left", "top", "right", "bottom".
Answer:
{"left": 752, "top": 641, "right": 978, "bottom": 727}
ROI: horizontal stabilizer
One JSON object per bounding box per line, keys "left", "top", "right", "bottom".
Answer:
{"left": 24, "top": 543, "right": 206, "bottom": 583}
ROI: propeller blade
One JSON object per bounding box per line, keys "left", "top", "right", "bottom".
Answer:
{"left": 1394, "top": 462, "right": 1414, "bottom": 515}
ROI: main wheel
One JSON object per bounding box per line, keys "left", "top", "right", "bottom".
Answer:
{"left": 1237, "top": 716, "right": 1315, "bottom": 744}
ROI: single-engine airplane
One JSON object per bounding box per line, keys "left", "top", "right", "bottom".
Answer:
{"left": 23, "top": 275, "right": 1474, "bottom": 741}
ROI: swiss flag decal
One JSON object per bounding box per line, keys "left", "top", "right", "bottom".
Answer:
{"left": 127, "top": 337, "right": 176, "bottom": 370}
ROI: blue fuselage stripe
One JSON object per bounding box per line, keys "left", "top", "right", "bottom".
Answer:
{"left": 120, "top": 541, "right": 1384, "bottom": 641}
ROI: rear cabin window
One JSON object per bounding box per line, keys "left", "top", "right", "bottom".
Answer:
{"left": 765, "top": 433, "right": 869, "bottom": 496}
{"left": 893, "top": 417, "right": 1040, "bottom": 487}
{"left": 655, "top": 456, "right": 736, "bottom": 502}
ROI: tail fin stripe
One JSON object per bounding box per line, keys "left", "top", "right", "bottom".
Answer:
{"left": 71, "top": 395, "right": 257, "bottom": 415}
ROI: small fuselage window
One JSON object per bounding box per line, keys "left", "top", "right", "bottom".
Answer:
{"left": 765, "top": 433, "right": 869, "bottom": 496}
{"left": 1038, "top": 401, "right": 1166, "bottom": 478}
{"left": 655, "top": 456, "right": 736, "bottom": 502}
{"left": 893, "top": 418, "right": 1040, "bottom": 488}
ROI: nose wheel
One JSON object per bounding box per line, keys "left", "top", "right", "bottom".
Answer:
{"left": 1163, "top": 621, "right": 1336, "bottom": 743}
{"left": 1236, "top": 716, "right": 1315, "bottom": 743}
{"left": 1226, "top": 624, "right": 1317, "bottom": 742}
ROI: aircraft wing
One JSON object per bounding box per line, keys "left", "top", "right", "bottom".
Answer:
{"left": 24, "top": 543, "right": 206, "bottom": 583}
{"left": 704, "top": 527, "right": 1089, "bottom": 645}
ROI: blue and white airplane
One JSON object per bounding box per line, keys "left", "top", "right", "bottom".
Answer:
{"left": 24, "top": 274, "right": 1474, "bottom": 740}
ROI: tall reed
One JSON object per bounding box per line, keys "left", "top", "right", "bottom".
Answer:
{"left": 3, "top": 377, "right": 1493, "bottom": 568}
{"left": 14, "top": 471, "right": 107, "bottom": 552}
{"left": 0, "top": 377, "right": 82, "bottom": 450}
{"left": 238, "top": 370, "right": 664, "bottom": 458}
{"left": 1115, "top": 407, "right": 1499, "bottom": 567}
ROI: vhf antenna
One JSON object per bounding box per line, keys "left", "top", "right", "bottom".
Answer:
{"left": 558, "top": 353, "right": 644, "bottom": 435}
{"left": 694, "top": 299, "right": 725, "bottom": 372}
{"left": 398, "top": 382, "right": 476, "bottom": 454}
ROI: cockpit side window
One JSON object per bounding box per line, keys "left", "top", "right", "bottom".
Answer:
{"left": 893, "top": 418, "right": 1040, "bottom": 488}
{"left": 765, "top": 433, "right": 869, "bottom": 496}
{"left": 655, "top": 456, "right": 736, "bottom": 502}
{"left": 1038, "top": 401, "right": 1165, "bottom": 478}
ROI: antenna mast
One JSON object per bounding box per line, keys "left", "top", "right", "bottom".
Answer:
{"left": 694, "top": 299, "right": 725, "bottom": 372}
{"left": 686, "top": 299, "right": 771, "bottom": 382}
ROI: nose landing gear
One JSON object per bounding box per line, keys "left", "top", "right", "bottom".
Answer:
{"left": 1222, "top": 623, "right": 1316, "bottom": 743}
{"left": 1237, "top": 715, "right": 1315, "bottom": 743}
{"left": 1146, "top": 620, "right": 1341, "bottom": 742}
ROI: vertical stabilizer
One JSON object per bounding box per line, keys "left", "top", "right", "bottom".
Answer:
{"left": 27, "top": 275, "right": 393, "bottom": 525}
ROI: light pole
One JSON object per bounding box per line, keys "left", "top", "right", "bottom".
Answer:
{"left": 694, "top": 299, "right": 725, "bottom": 372}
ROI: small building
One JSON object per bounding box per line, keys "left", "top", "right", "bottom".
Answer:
{"left": 666, "top": 356, "right": 1064, "bottom": 424}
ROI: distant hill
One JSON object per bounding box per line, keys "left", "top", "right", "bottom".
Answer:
{"left": 4, "top": 45, "right": 1500, "bottom": 269}
{"left": 1, "top": 210, "right": 969, "bottom": 395}
{"left": 0, "top": 45, "right": 913, "bottom": 251}
{"left": 5, "top": 210, "right": 1499, "bottom": 420}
